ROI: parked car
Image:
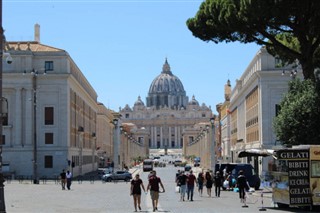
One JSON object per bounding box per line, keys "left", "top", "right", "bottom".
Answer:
{"left": 194, "top": 157, "right": 200, "bottom": 167}
{"left": 102, "top": 170, "right": 132, "bottom": 182}
{"left": 174, "top": 160, "right": 183, "bottom": 167}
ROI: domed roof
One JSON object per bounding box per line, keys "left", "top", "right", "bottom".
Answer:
{"left": 134, "top": 96, "right": 145, "bottom": 106}
{"left": 148, "top": 58, "right": 185, "bottom": 95}
{"left": 188, "top": 95, "right": 199, "bottom": 106}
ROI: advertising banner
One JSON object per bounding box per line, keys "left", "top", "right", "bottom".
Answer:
{"left": 277, "top": 149, "right": 311, "bottom": 206}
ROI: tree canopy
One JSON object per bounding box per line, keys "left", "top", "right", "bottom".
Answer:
{"left": 187, "top": 0, "right": 320, "bottom": 81}
{"left": 273, "top": 79, "right": 320, "bottom": 145}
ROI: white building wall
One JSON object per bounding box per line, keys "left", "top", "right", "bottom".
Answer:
{"left": 3, "top": 41, "right": 98, "bottom": 178}
{"left": 229, "top": 47, "right": 302, "bottom": 176}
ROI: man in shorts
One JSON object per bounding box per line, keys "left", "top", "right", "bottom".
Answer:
{"left": 147, "top": 170, "right": 165, "bottom": 212}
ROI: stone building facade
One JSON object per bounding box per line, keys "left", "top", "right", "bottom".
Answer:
{"left": 227, "top": 47, "right": 302, "bottom": 176}
{"left": 2, "top": 26, "right": 99, "bottom": 178}
{"left": 120, "top": 59, "right": 213, "bottom": 149}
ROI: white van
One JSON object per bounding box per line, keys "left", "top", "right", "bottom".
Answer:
{"left": 143, "top": 159, "right": 154, "bottom": 172}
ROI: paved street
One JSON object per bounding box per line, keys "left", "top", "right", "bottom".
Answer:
{"left": 2, "top": 164, "right": 314, "bottom": 213}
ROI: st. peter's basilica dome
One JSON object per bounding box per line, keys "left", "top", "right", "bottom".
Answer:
{"left": 146, "top": 59, "right": 188, "bottom": 109}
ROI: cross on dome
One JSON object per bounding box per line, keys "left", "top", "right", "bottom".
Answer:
{"left": 162, "top": 58, "right": 172, "bottom": 75}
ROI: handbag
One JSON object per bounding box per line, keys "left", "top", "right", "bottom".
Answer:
{"left": 175, "top": 186, "right": 180, "bottom": 193}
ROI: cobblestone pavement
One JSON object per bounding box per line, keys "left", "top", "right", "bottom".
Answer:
{"left": 2, "top": 164, "right": 312, "bottom": 213}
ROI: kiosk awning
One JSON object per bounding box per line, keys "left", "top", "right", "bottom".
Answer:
{"left": 238, "top": 149, "right": 275, "bottom": 158}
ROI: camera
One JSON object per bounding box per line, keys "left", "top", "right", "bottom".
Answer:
{"left": 6, "top": 55, "right": 12, "bottom": 64}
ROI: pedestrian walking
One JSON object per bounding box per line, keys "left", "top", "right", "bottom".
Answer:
{"left": 214, "top": 171, "right": 223, "bottom": 197}
{"left": 148, "top": 171, "right": 154, "bottom": 180}
{"left": 236, "top": 170, "right": 249, "bottom": 206}
{"left": 186, "top": 170, "right": 197, "bottom": 201}
{"left": 226, "top": 172, "right": 235, "bottom": 191}
{"left": 110, "top": 161, "right": 114, "bottom": 172}
{"left": 60, "top": 169, "right": 66, "bottom": 190}
{"left": 66, "top": 170, "right": 72, "bottom": 190}
{"left": 147, "top": 170, "right": 165, "bottom": 212}
{"left": 197, "top": 171, "right": 204, "bottom": 196}
{"left": 176, "top": 171, "right": 187, "bottom": 201}
{"left": 205, "top": 171, "right": 213, "bottom": 197}
{"left": 130, "top": 174, "right": 146, "bottom": 212}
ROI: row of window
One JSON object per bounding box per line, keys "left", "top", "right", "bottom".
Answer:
{"left": 2, "top": 106, "right": 54, "bottom": 126}
{"left": 246, "top": 116, "right": 259, "bottom": 128}
{"left": 1, "top": 107, "right": 54, "bottom": 145}
{"left": 44, "top": 155, "right": 97, "bottom": 168}
{"left": 1, "top": 132, "right": 54, "bottom": 145}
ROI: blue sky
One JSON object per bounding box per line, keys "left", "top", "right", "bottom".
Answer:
{"left": 4, "top": 0, "right": 261, "bottom": 113}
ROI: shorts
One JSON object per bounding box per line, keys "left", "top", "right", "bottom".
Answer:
{"left": 180, "top": 185, "right": 187, "bottom": 195}
{"left": 198, "top": 183, "right": 203, "bottom": 190}
{"left": 150, "top": 190, "right": 159, "bottom": 200}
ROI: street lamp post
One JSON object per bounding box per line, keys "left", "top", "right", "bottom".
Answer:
{"left": 210, "top": 116, "right": 216, "bottom": 172}
{"left": 23, "top": 69, "right": 46, "bottom": 184}
{"left": 0, "top": 0, "right": 12, "bottom": 210}
{"left": 78, "top": 126, "right": 84, "bottom": 176}
{"left": 112, "top": 118, "right": 119, "bottom": 170}
{"left": 32, "top": 70, "right": 39, "bottom": 184}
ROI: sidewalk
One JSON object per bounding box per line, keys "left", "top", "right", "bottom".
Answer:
{"left": 129, "top": 164, "right": 142, "bottom": 177}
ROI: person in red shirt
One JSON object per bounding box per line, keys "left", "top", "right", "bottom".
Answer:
{"left": 147, "top": 170, "right": 165, "bottom": 212}
{"left": 186, "top": 170, "right": 197, "bottom": 201}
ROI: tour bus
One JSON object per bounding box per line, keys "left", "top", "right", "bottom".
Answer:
{"left": 143, "top": 159, "right": 154, "bottom": 172}
{"left": 272, "top": 145, "right": 320, "bottom": 209}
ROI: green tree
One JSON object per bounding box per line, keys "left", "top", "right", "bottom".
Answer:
{"left": 186, "top": 0, "right": 320, "bottom": 81}
{"left": 273, "top": 79, "right": 320, "bottom": 145}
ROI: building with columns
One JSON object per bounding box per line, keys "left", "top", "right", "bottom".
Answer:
{"left": 96, "top": 103, "right": 115, "bottom": 167}
{"left": 2, "top": 25, "right": 99, "bottom": 178}
{"left": 120, "top": 59, "right": 213, "bottom": 149}
{"left": 216, "top": 80, "right": 231, "bottom": 162}
{"left": 227, "top": 47, "right": 302, "bottom": 176}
